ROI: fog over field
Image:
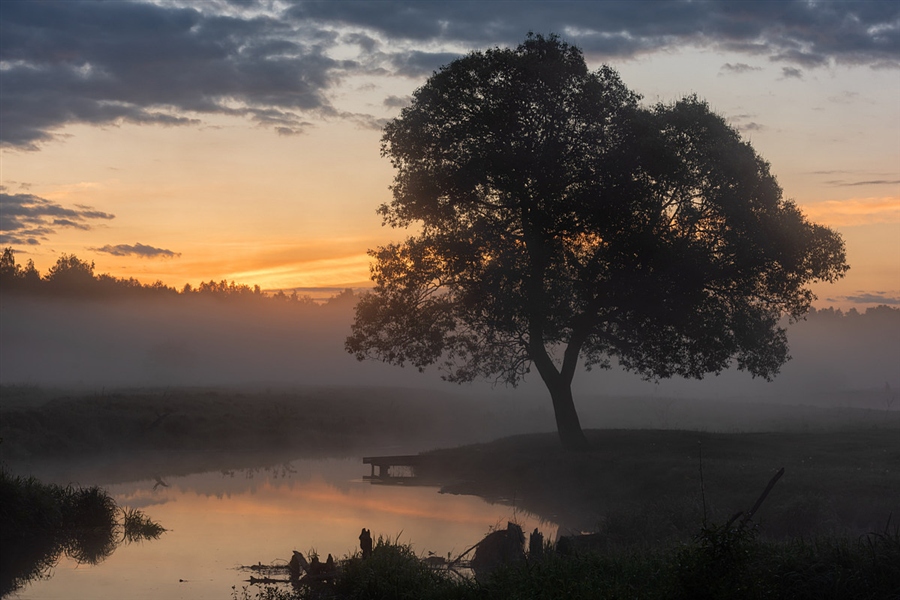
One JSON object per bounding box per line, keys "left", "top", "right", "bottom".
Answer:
{"left": 2, "top": 293, "right": 896, "bottom": 409}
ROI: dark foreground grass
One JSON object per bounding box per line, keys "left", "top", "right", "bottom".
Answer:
{"left": 233, "top": 524, "right": 900, "bottom": 600}
{"left": 0, "top": 469, "right": 165, "bottom": 597}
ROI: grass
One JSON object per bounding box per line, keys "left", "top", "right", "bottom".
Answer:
{"left": 0, "top": 468, "right": 165, "bottom": 597}
{"left": 230, "top": 523, "right": 900, "bottom": 600}
{"left": 416, "top": 428, "right": 900, "bottom": 544}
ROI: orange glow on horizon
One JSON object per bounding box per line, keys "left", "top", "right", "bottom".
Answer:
{"left": 800, "top": 196, "right": 900, "bottom": 227}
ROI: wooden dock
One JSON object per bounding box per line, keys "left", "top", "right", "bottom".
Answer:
{"left": 362, "top": 454, "right": 424, "bottom": 484}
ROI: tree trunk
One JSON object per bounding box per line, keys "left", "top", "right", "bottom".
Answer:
{"left": 547, "top": 380, "right": 590, "bottom": 452}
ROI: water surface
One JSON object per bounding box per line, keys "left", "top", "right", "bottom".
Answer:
{"left": 11, "top": 457, "right": 554, "bottom": 599}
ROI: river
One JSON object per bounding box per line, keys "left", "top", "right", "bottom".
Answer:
{"left": 7, "top": 455, "right": 555, "bottom": 599}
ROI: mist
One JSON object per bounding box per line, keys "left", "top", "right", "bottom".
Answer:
{"left": 2, "top": 292, "right": 896, "bottom": 409}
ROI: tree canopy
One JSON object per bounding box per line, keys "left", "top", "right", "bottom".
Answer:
{"left": 346, "top": 34, "right": 848, "bottom": 450}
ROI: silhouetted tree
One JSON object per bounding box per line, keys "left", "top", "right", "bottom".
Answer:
{"left": 1, "top": 247, "right": 18, "bottom": 279}
{"left": 0, "top": 247, "right": 40, "bottom": 292}
{"left": 44, "top": 253, "right": 97, "bottom": 294}
{"left": 346, "top": 34, "right": 849, "bottom": 450}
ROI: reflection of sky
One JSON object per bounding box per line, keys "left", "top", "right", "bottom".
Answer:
{"left": 14, "top": 458, "right": 556, "bottom": 600}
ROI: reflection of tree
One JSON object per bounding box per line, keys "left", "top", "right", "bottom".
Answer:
{"left": 0, "top": 470, "right": 164, "bottom": 597}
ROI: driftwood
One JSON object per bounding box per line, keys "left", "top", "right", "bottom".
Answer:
{"left": 470, "top": 522, "right": 525, "bottom": 581}
{"left": 287, "top": 551, "right": 339, "bottom": 583}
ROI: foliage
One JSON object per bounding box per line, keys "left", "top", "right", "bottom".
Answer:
{"left": 0, "top": 469, "right": 165, "bottom": 596}
{"left": 346, "top": 34, "right": 848, "bottom": 450}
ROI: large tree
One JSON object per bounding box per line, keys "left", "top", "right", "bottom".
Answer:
{"left": 346, "top": 34, "right": 848, "bottom": 451}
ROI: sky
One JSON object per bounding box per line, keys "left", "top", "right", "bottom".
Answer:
{"left": 1, "top": 0, "right": 898, "bottom": 308}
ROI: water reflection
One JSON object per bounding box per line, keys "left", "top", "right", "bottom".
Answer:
{"left": 8, "top": 457, "right": 555, "bottom": 600}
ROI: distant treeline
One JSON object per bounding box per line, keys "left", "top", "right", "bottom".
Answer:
{"left": 1, "top": 247, "right": 897, "bottom": 323}
{"left": 0, "top": 247, "right": 354, "bottom": 305}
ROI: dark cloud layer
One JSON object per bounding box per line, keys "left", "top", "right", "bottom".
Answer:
{"left": 91, "top": 243, "right": 181, "bottom": 259}
{"left": 0, "top": 192, "right": 115, "bottom": 245}
{"left": 293, "top": 0, "right": 899, "bottom": 65}
{"left": 1, "top": 0, "right": 897, "bottom": 149}
{"left": 0, "top": 0, "right": 348, "bottom": 149}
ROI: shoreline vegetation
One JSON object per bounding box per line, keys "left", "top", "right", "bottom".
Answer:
{"left": 230, "top": 525, "right": 900, "bottom": 600}
{"left": 0, "top": 469, "right": 165, "bottom": 597}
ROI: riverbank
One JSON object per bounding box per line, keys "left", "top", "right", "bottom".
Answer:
{"left": 416, "top": 427, "right": 900, "bottom": 544}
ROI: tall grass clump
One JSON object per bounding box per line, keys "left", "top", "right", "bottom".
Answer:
{"left": 334, "top": 536, "right": 473, "bottom": 600}
{"left": 0, "top": 468, "right": 165, "bottom": 596}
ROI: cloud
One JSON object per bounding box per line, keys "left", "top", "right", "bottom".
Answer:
{"left": 90, "top": 243, "right": 181, "bottom": 259}
{"left": 0, "top": 192, "right": 115, "bottom": 245}
{"left": 3, "top": 0, "right": 898, "bottom": 150}
{"left": 291, "top": 0, "right": 900, "bottom": 67}
{"left": 781, "top": 66, "right": 804, "bottom": 79}
{"left": 720, "top": 62, "right": 762, "bottom": 74}
{"left": 824, "top": 179, "right": 900, "bottom": 187}
{"left": 387, "top": 50, "right": 464, "bottom": 77}
{"left": 0, "top": 1, "right": 350, "bottom": 150}
{"left": 727, "top": 113, "right": 764, "bottom": 132}
{"left": 841, "top": 292, "right": 900, "bottom": 306}
{"left": 800, "top": 197, "right": 900, "bottom": 227}
{"left": 383, "top": 95, "right": 412, "bottom": 109}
